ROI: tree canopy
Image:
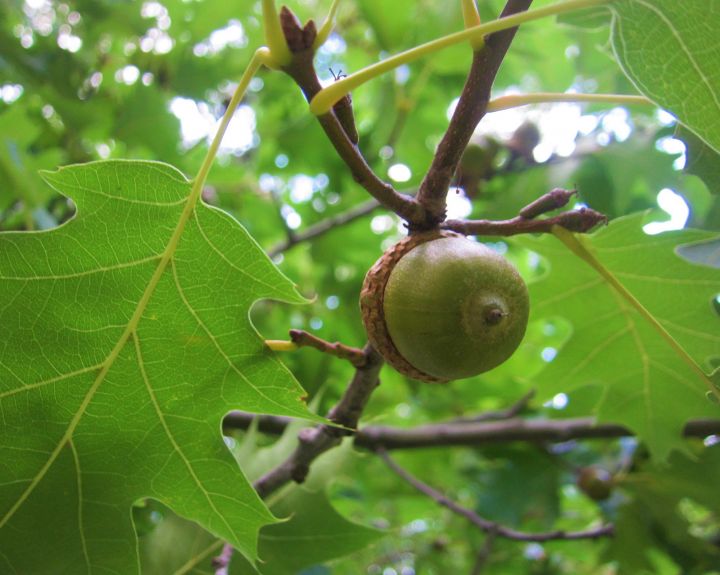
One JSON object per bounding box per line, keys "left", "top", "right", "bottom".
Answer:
{"left": 1, "top": 1, "right": 719, "bottom": 574}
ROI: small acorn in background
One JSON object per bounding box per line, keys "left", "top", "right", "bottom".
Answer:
{"left": 455, "top": 136, "right": 500, "bottom": 198}
{"left": 507, "top": 120, "right": 541, "bottom": 167}
{"left": 577, "top": 466, "right": 614, "bottom": 501}
{"left": 360, "top": 231, "right": 529, "bottom": 383}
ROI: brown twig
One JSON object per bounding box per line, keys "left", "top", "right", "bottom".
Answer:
{"left": 470, "top": 531, "right": 497, "bottom": 575}
{"left": 450, "top": 390, "right": 535, "bottom": 423}
{"left": 442, "top": 207, "right": 607, "bottom": 236}
{"left": 252, "top": 343, "right": 383, "bottom": 499}
{"left": 416, "top": 0, "right": 535, "bottom": 225}
{"left": 215, "top": 344, "right": 382, "bottom": 569}
{"left": 377, "top": 448, "right": 614, "bottom": 542}
{"left": 359, "top": 418, "right": 720, "bottom": 450}
{"left": 223, "top": 414, "right": 720, "bottom": 449}
{"left": 267, "top": 198, "right": 381, "bottom": 258}
{"left": 211, "top": 542, "right": 234, "bottom": 575}
{"left": 289, "top": 329, "right": 368, "bottom": 367}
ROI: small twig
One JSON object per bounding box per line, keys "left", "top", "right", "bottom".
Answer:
{"left": 377, "top": 448, "right": 614, "bottom": 542}
{"left": 289, "top": 329, "right": 368, "bottom": 367}
{"left": 450, "top": 390, "right": 535, "bottom": 423}
{"left": 269, "top": 189, "right": 297, "bottom": 248}
{"left": 253, "top": 343, "right": 383, "bottom": 499}
{"left": 470, "top": 531, "right": 497, "bottom": 575}
{"left": 226, "top": 340, "right": 379, "bottom": 575}
{"left": 442, "top": 207, "right": 607, "bottom": 236}
{"left": 359, "top": 418, "right": 720, "bottom": 450}
{"left": 223, "top": 414, "right": 720, "bottom": 449}
{"left": 486, "top": 92, "right": 652, "bottom": 113}
{"left": 211, "top": 542, "right": 234, "bottom": 575}
{"left": 267, "top": 198, "right": 381, "bottom": 258}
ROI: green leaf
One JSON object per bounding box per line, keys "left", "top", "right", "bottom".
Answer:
{"left": 610, "top": 1, "right": 720, "bottom": 154}
{"left": 557, "top": 6, "right": 611, "bottom": 30}
{"left": 139, "top": 501, "right": 221, "bottom": 575}
{"left": 676, "top": 238, "right": 720, "bottom": 268}
{"left": 234, "top": 488, "right": 385, "bottom": 575}
{"left": 609, "top": 445, "right": 720, "bottom": 573}
{"left": 474, "top": 446, "right": 560, "bottom": 529}
{"left": 0, "top": 160, "right": 321, "bottom": 574}
{"left": 676, "top": 126, "right": 720, "bottom": 196}
{"left": 517, "top": 214, "right": 720, "bottom": 458}
{"left": 0, "top": 105, "right": 63, "bottom": 214}
{"left": 139, "top": 489, "right": 384, "bottom": 575}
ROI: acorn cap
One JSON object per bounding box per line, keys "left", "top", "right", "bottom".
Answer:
{"left": 360, "top": 230, "right": 457, "bottom": 383}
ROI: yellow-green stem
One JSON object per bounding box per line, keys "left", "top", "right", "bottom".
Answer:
{"left": 461, "top": 0, "right": 485, "bottom": 50}
{"left": 262, "top": 0, "right": 292, "bottom": 67}
{"left": 265, "top": 340, "right": 299, "bottom": 352}
{"left": 487, "top": 92, "right": 652, "bottom": 113}
{"left": 192, "top": 48, "right": 269, "bottom": 199}
{"left": 314, "top": 0, "right": 342, "bottom": 51}
{"left": 310, "top": 0, "right": 613, "bottom": 115}
{"left": 552, "top": 225, "right": 720, "bottom": 402}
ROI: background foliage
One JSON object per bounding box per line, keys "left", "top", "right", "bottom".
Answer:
{"left": 1, "top": 0, "right": 719, "bottom": 573}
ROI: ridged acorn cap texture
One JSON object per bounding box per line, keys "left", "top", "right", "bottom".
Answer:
{"left": 360, "top": 231, "right": 529, "bottom": 383}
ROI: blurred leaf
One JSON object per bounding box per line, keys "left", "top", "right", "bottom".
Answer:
{"left": 140, "top": 487, "right": 383, "bottom": 575}
{"left": 609, "top": 445, "right": 720, "bottom": 574}
{"left": 113, "top": 86, "right": 181, "bottom": 161}
{"left": 233, "top": 488, "right": 385, "bottom": 575}
{"left": 677, "top": 125, "right": 720, "bottom": 196}
{"left": 474, "top": 447, "right": 560, "bottom": 529}
{"left": 557, "top": 6, "right": 611, "bottom": 30}
{"left": 139, "top": 502, "right": 221, "bottom": 575}
{"left": 0, "top": 104, "right": 63, "bottom": 214}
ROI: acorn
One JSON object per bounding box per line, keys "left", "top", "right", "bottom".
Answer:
{"left": 577, "top": 466, "right": 614, "bottom": 501}
{"left": 360, "top": 231, "right": 530, "bottom": 383}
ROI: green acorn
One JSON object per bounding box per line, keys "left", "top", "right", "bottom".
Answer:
{"left": 360, "top": 231, "right": 530, "bottom": 383}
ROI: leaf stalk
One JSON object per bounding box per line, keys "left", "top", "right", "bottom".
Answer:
{"left": 309, "top": 0, "right": 614, "bottom": 115}
{"left": 487, "top": 92, "right": 652, "bottom": 112}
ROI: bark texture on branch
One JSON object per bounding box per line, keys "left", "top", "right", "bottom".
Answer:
{"left": 252, "top": 344, "right": 383, "bottom": 499}
{"left": 224, "top": 413, "right": 720, "bottom": 450}
{"left": 416, "top": 0, "right": 534, "bottom": 225}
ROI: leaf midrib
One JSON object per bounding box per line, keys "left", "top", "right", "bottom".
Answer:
{"left": 0, "top": 172, "right": 204, "bottom": 529}
{"left": 551, "top": 226, "right": 720, "bottom": 401}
